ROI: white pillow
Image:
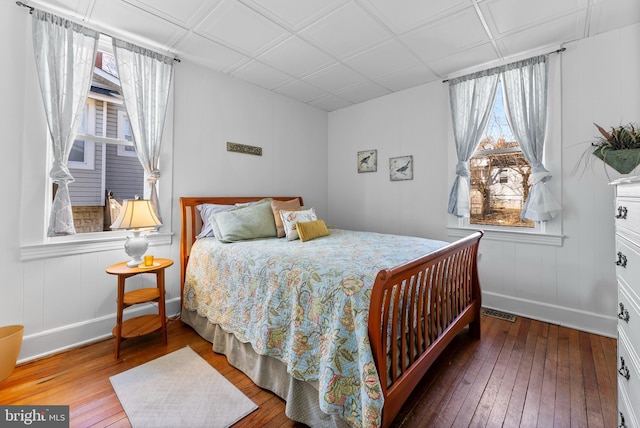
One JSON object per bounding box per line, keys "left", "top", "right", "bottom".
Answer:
{"left": 279, "top": 208, "right": 317, "bottom": 241}
{"left": 196, "top": 204, "right": 234, "bottom": 239}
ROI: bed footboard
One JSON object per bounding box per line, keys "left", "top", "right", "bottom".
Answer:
{"left": 368, "top": 231, "right": 483, "bottom": 428}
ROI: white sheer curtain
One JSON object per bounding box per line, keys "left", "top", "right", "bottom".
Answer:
{"left": 502, "top": 55, "right": 561, "bottom": 221}
{"left": 32, "top": 10, "right": 98, "bottom": 236}
{"left": 112, "top": 39, "right": 173, "bottom": 222}
{"left": 447, "top": 72, "right": 499, "bottom": 217}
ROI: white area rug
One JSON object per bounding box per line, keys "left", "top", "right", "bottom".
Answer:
{"left": 110, "top": 346, "right": 258, "bottom": 428}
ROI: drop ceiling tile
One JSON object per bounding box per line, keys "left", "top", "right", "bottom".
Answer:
{"left": 300, "top": 2, "right": 392, "bottom": 59}
{"left": 243, "top": 0, "right": 348, "bottom": 30}
{"left": 374, "top": 64, "right": 439, "bottom": 92}
{"left": 90, "top": 0, "right": 188, "bottom": 48}
{"left": 589, "top": 0, "right": 640, "bottom": 35}
{"left": 364, "top": 0, "right": 469, "bottom": 33}
{"left": 308, "top": 95, "right": 354, "bottom": 111}
{"left": 196, "top": 0, "right": 290, "bottom": 56}
{"left": 345, "top": 39, "right": 422, "bottom": 79}
{"left": 427, "top": 43, "right": 500, "bottom": 77}
{"left": 122, "top": 0, "right": 221, "bottom": 27}
{"left": 258, "top": 36, "right": 336, "bottom": 78}
{"left": 495, "top": 12, "right": 587, "bottom": 57}
{"left": 43, "top": 0, "right": 94, "bottom": 17}
{"left": 479, "top": 0, "right": 589, "bottom": 37}
{"left": 335, "top": 82, "right": 391, "bottom": 104}
{"left": 304, "top": 63, "right": 370, "bottom": 93}
{"left": 232, "top": 60, "right": 294, "bottom": 89}
{"left": 274, "top": 80, "right": 330, "bottom": 103}
{"left": 400, "top": 7, "right": 489, "bottom": 63}
{"left": 174, "top": 33, "right": 250, "bottom": 72}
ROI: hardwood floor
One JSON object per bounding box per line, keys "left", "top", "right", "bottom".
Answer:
{"left": 0, "top": 313, "right": 617, "bottom": 428}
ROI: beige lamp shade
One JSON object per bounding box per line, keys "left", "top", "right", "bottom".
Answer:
{"left": 111, "top": 199, "right": 161, "bottom": 230}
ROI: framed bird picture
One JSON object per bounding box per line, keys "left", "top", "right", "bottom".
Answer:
{"left": 389, "top": 155, "right": 413, "bottom": 181}
{"left": 357, "top": 150, "right": 377, "bottom": 173}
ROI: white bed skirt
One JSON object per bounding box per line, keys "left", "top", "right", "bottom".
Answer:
{"left": 181, "top": 308, "right": 350, "bottom": 428}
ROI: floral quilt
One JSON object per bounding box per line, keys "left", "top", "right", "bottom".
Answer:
{"left": 183, "top": 228, "right": 447, "bottom": 428}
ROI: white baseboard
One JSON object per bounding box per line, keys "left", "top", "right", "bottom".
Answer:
{"left": 482, "top": 291, "right": 617, "bottom": 338}
{"left": 18, "top": 297, "right": 182, "bottom": 363}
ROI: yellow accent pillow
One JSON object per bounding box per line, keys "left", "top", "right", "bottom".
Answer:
{"left": 297, "top": 219, "right": 329, "bottom": 242}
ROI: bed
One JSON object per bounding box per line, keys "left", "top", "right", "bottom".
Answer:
{"left": 180, "top": 196, "right": 483, "bottom": 428}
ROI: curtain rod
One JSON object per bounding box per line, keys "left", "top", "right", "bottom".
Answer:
{"left": 15, "top": 1, "right": 181, "bottom": 63}
{"left": 442, "top": 47, "right": 566, "bottom": 83}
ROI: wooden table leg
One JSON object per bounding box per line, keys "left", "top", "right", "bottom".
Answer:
{"left": 157, "top": 269, "right": 167, "bottom": 345}
{"left": 115, "top": 276, "right": 125, "bottom": 359}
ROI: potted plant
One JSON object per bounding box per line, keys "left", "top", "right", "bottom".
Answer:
{"left": 591, "top": 123, "right": 640, "bottom": 174}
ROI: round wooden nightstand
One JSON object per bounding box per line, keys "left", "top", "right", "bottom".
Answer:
{"left": 106, "top": 258, "right": 173, "bottom": 358}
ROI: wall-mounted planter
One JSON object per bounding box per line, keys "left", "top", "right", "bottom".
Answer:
{"left": 593, "top": 147, "right": 640, "bottom": 174}
{"left": 0, "top": 325, "right": 24, "bottom": 382}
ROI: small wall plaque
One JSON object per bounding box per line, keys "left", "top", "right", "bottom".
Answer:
{"left": 227, "top": 142, "right": 262, "bottom": 156}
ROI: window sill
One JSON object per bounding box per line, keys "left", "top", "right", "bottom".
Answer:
{"left": 447, "top": 226, "right": 564, "bottom": 247}
{"left": 20, "top": 231, "right": 173, "bottom": 261}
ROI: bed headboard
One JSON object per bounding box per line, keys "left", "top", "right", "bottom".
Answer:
{"left": 179, "top": 196, "right": 304, "bottom": 303}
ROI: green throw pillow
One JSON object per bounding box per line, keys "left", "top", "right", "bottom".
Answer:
{"left": 210, "top": 199, "right": 277, "bottom": 242}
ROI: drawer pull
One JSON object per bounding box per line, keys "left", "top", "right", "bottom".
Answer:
{"left": 616, "top": 206, "right": 628, "bottom": 219}
{"left": 619, "top": 411, "right": 627, "bottom": 428}
{"left": 619, "top": 303, "right": 630, "bottom": 323}
{"left": 619, "top": 356, "right": 631, "bottom": 381}
{"left": 616, "top": 252, "right": 628, "bottom": 268}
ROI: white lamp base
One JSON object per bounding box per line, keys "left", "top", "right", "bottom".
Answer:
{"left": 124, "top": 230, "right": 149, "bottom": 267}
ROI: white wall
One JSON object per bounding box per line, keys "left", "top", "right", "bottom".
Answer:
{"left": 328, "top": 23, "right": 640, "bottom": 338}
{"left": 171, "top": 61, "right": 328, "bottom": 215}
{"left": 1, "top": 2, "right": 328, "bottom": 362}
{"left": 328, "top": 82, "right": 450, "bottom": 241}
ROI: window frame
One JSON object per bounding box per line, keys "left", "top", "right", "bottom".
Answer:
{"left": 447, "top": 54, "right": 563, "bottom": 246}
{"left": 19, "top": 33, "right": 175, "bottom": 260}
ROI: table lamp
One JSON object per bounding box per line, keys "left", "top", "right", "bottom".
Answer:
{"left": 110, "top": 199, "right": 162, "bottom": 267}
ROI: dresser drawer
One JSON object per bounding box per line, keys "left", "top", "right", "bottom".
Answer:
{"left": 617, "top": 181, "right": 640, "bottom": 198}
{"left": 616, "top": 198, "right": 640, "bottom": 242}
{"left": 619, "top": 281, "right": 640, "bottom": 348}
{"left": 618, "top": 330, "right": 640, "bottom": 415}
{"left": 619, "top": 380, "right": 639, "bottom": 428}
{"left": 617, "top": 236, "right": 640, "bottom": 295}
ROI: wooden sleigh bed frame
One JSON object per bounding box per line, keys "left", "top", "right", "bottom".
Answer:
{"left": 180, "top": 196, "right": 483, "bottom": 428}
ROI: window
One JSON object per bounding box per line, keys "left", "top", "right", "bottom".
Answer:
{"left": 469, "top": 82, "right": 534, "bottom": 228}
{"left": 117, "top": 110, "right": 136, "bottom": 157}
{"left": 68, "top": 99, "right": 95, "bottom": 170}
{"left": 65, "top": 40, "right": 145, "bottom": 234}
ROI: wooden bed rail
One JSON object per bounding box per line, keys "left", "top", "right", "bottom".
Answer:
{"left": 368, "top": 230, "right": 483, "bottom": 428}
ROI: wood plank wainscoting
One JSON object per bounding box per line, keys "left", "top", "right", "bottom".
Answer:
{"left": 0, "top": 314, "right": 616, "bottom": 427}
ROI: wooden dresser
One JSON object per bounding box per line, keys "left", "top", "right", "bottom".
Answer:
{"left": 614, "top": 177, "right": 640, "bottom": 427}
